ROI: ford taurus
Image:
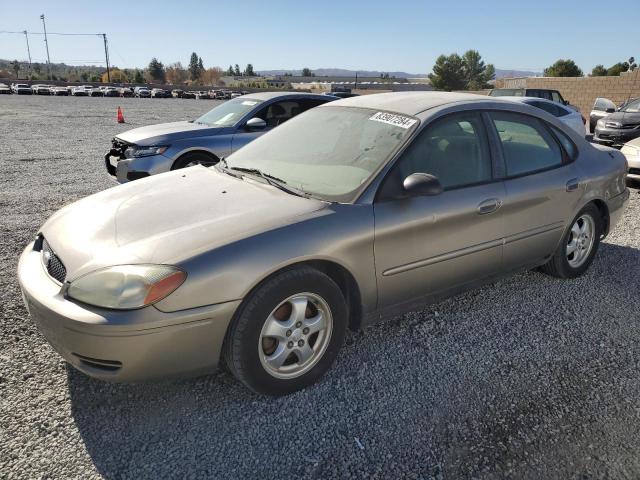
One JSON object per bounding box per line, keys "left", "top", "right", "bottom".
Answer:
{"left": 18, "top": 92, "right": 629, "bottom": 395}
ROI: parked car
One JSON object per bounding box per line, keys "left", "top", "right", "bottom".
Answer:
{"left": 134, "top": 87, "right": 151, "bottom": 98}
{"left": 103, "top": 86, "right": 120, "bottom": 97}
{"left": 195, "top": 91, "right": 211, "bottom": 100}
{"left": 71, "top": 86, "right": 89, "bottom": 96}
{"left": 52, "top": 86, "right": 69, "bottom": 96}
{"left": 498, "top": 96, "right": 586, "bottom": 135}
{"left": 620, "top": 137, "right": 640, "bottom": 185}
{"left": 151, "top": 88, "right": 166, "bottom": 98}
{"left": 213, "top": 90, "right": 225, "bottom": 100}
{"left": 589, "top": 97, "right": 617, "bottom": 134}
{"left": 20, "top": 92, "right": 629, "bottom": 394}
{"left": 172, "top": 89, "right": 184, "bottom": 98}
{"left": 12, "top": 83, "right": 33, "bottom": 94}
{"left": 230, "top": 91, "right": 243, "bottom": 98}
{"left": 489, "top": 88, "right": 578, "bottom": 110}
{"left": 182, "top": 90, "right": 196, "bottom": 99}
{"left": 31, "top": 84, "right": 52, "bottom": 95}
{"left": 88, "top": 87, "right": 104, "bottom": 97}
{"left": 0, "top": 83, "right": 11, "bottom": 94}
{"left": 105, "top": 92, "right": 336, "bottom": 182}
{"left": 120, "top": 87, "right": 134, "bottom": 97}
{"left": 594, "top": 97, "right": 640, "bottom": 147}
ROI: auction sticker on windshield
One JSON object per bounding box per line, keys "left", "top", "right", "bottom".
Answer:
{"left": 369, "top": 111, "right": 417, "bottom": 129}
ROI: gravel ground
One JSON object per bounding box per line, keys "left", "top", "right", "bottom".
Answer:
{"left": 1, "top": 95, "right": 640, "bottom": 480}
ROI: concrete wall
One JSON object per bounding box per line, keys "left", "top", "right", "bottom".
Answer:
{"left": 499, "top": 70, "right": 640, "bottom": 114}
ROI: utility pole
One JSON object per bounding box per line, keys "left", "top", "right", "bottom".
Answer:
{"left": 102, "top": 34, "right": 111, "bottom": 83}
{"left": 354, "top": 71, "right": 358, "bottom": 91}
{"left": 23, "top": 31, "right": 32, "bottom": 75}
{"left": 39, "top": 14, "right": 51, "bottom": 80}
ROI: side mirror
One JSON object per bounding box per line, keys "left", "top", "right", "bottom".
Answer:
{"left": 245, "top": 117, "right": 266, "bottom": 130}
{"left": 605, "top": 107, "right": 615, "bottom": 113}
{"left": 402, "top": 173, "right": 443, "bottom": 197}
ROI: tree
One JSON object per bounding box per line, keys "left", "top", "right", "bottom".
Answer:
{"left": 11, "top": 60, "right": 19, "bottom": 79}
{"left": 166, "top": 62, "right": 188, "bottom": 84}
{"left": 461, "top": 50, "right": 495, "bottom": 89}
{"left": 244, "top": 64, "right": 255, "bottom": 76}
{"left": 200, "top": 67, "right": 223, "bottom": 86}
{"left": 301, "top": 67, "right": 313, "bottom": 77}
{"left": 198, "top": 57, "right": 204, "bottom": 75}
{"left": 234, "top": 64, "right": 241, "bottom": 76}
{"left": 145, "top": 58, "right": 166, "bottom": 83}
{"left": 591, "top": 65, "right": 608, "bottom": 76}
{"left": 607, "top": 61, "right": 637, "bottom": 76}
{"left": 133, "top": 69, "right": 144, "bottom": 84}
{"left": 102, "top": 69, "right": 128, "bottom": 83}
{"left": 543, "top": 59, "right": 583, "bottom": 77}
{"left": 428, "top": 54, "right": 466, "bottom": 91}
{"left": 227, "top": 65, "right": 234, "bottom": 76}
{"left": 188, "top": 52, "right": 201, "bottom": 81}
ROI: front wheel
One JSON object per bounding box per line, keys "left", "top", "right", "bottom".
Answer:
{"left": 224, "top": 267, "right": 347, "bottom": 395}
{"left": 540, "top": 204, "right": 602, "bottom": 278}
{"left": 172, "top": 152, "right": 218, "bottom": 169}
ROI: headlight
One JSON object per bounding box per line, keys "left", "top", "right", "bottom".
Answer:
{"left": 124, "top": 145, "right": 169, "bottom": 158}
{"left": 66, "top": 265, "right": 186, "bottom": 310}
{"left": 596, "top": 119, "right": 606, "bottom": 129}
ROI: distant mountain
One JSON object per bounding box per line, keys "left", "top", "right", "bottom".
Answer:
{"left": 257, "top": 68, "right": 426, "bottom": 78}
{"left": 257, "top": 68, "right": 542, "bottom": 80}
{"left": 494, "top": 69, "right": 541, "bottom": 79}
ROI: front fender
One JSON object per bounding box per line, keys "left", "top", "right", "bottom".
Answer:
{"left": 154, "top": 203, "right": 377, "bottom": 315}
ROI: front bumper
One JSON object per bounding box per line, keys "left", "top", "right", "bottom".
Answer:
{"left": 594, "top": 127, "right": 640, "bottom": 146}
{"left": 104, "top": 150, "right": 173, "bottom": 183}
{"left": 17, "top": 243, "right": 240, "bottom": 382}
{"left": 622, "top": 151, "right": 640, "bottom": 181}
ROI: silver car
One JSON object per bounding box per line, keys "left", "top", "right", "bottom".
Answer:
{"left": 105, "top": 92, "right": 335, "bottom": 182}
{"left": 18, "top": 92, "right": 629, "bottom": 395}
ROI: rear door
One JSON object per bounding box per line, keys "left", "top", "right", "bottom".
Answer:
{"left": 487, "top": 111, "right": 582, "bottom": 269}
{"left": 373, "top": 112, "right": 505, "bottom": 309}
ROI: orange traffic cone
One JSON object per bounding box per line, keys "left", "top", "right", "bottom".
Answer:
{"left": 117, "top": 106, "right": 125, "bottom": 124}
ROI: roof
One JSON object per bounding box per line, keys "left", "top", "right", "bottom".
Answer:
{"left": 242, "top": 91, "right": 330, "bottom": 101}
{"left": 322, "top": 91, "right": 492, "bottom": 116}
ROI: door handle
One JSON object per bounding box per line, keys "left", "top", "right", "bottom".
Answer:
{"left": 477, "top": 198, "right": 502, "bottom": 215}
{"left": 566, "top": 178, "right": 580, "bottom": 192}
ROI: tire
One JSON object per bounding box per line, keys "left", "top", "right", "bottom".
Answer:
{"left": 172, "top": 152, "right": 218, "bottom": 170}
{"left": 224, "top": 267, "right": 348, "bottom": 395}
{"left": 540, "top": 203, "right": 602, "bottom": 279}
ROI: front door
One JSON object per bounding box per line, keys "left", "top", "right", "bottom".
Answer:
{"left": 373, "top": 112, "right": 505, "bottom": 309}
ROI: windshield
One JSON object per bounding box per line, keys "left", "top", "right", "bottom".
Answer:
{"left": 225, "top": 106, "right": 417, "bottom": 202}
{"left": 195, "top": 97, "right": 264, "bottom": 127}
{"left": 620, "top": 98, "right": 640, "bottom": 113}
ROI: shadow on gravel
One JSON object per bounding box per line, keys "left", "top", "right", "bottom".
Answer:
{"left": 66, "top": 242, "right": 640, "bottom": 479}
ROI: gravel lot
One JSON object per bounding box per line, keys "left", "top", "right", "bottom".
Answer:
{"left": 1, "top": 95, "right": 640, "bottom": 480}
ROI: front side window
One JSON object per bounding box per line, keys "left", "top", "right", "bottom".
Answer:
{"left": 490, "top": 112, "right": 564, "bottom": 177}
{"left": 380, "top": 112, "right": 492, "bottom": 198}
{"left": 226, "top": 106, "right": 416, "bottom": 201}
{"left": 621, "top": 99, "right": 640, "bottom": 113}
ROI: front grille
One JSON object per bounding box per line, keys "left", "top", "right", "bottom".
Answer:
{"left": 41, "top": 238, "right": 66, "bottom": 283}
{"left": 605, "top": 121, "right": 640, "bottom": 130}
{"left": 72, "top": 353, "right": 122, "bottom": 372}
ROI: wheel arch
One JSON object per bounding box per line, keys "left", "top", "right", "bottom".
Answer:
{"left": 171, "top": 149, "right": 220, "bottom": 170}
{"left": 589, "top": 198, "right": 610, "bottom": 236}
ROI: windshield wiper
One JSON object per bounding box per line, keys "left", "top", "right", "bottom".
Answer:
{"left": 214, "top": 158, "right": 242, "bottom": 178}
{"left": 229, "top": 166, "right": 310, "bottom": 198}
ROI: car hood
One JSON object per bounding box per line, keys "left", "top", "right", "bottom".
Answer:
{"left": 602, "top": 111, "right": 640, "bottom": 125}
{"left": 116, "top": 121, "right": 232, "bottom": 145}
{"left": 40, "top": 167, "right": 326, "bottom": 280}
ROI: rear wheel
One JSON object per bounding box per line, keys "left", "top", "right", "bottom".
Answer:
{"left": 224, "top": 267, "right": 347, "bottom": 395}
{"left": 172, "top": 152, "right": 218, "bottom": 169}
{"left": 540, "top": 204, "right": 602, "bottom": 278}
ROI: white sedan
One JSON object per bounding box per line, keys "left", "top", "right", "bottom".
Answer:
{"left": 498, "top": 96, "right": 586, "bottom": 136}
{"left": 620, "top": 138, "right": 640, "bottom": 184}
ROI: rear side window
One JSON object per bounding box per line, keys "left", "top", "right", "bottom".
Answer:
{"left": 551, "top": 91, "right": 564, "bottom": 104}
{"left": 528, "top": 100, "right": 567, "bottom": 117}
{"left": 550, "top": 125, "right": 578, "bottom": 160}
{"left": 490, "top": 112, "right": 564, "bottom": 177}
{"left": 382, "top": 112, "right": 492, "bottom": 194}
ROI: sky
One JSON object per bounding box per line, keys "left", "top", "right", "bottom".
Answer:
{"left": 1, "top": 0, "right": 638, "bottom": 75}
